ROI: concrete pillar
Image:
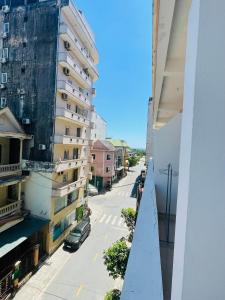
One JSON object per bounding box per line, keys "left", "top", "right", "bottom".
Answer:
{"left": 171, "top": 1, "right": 225, "bottom": 300}
{"left": 18, "top": 182, "right": 21, "bottom": 201}
{"left": 19, "top": 139, "right": 23, "bottom": 162}
{"left": 146, "top": 97, "right": 153, "bottom": 162}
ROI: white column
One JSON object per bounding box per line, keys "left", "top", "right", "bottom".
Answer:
{"left": 146, "top": 97, "right": 153, "bottom": 162}
{"left": 18, "top": 182, "right": 21, "bottom": 201}
{"left": 19, "top": 139, "right": 23, "bottom": 162}
{"left": 172, "top": 1, "right": 225, "bottom": 300}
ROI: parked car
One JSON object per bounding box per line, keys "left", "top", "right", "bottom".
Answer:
{"left": 88, "top": 183, "right": 98, "bottom": 196}
{"left": 64, "top": 218, "right": 91, "bottom": 251}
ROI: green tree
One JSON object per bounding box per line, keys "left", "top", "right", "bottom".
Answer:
{"left": 104, "top": 289, "right": 121, "bottom": 300}
{"left": 103, "top": 240, "right": 130, "bottom": 279}
{"left": 121, "top": 208, "right": 137, "bottom": 242}
{"left": 128, "top": 156, "right": 139, "bottom": 167}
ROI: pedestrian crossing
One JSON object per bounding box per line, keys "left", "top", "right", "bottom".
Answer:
{"left": 98, "top": 213, "right": 127, "bottom": 228}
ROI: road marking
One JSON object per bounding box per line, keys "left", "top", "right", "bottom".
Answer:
{"left": 111, "top": 216, "right": 117, "bottom": 225}
{"left": 99, "top": 214, "right": 107, "bottom": 223}
{"left": 105, "top": 215, "right": 112, "bottom": 224}
{"left": 93, "top": 252, "right": 99, "bottom": 262}
{"left": 118, "top": 218, "right": 123, "bottom": 226}
{"left": 76, "top": 284, "right": 84, "bottom": 297}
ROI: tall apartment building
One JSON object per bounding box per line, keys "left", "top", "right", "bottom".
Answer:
{"left": 121, "top": 1, "right": 225, "bottom": 300}
{"left": 90, "top": 106, "right": 107, "bottom": 141}
{"left": 0, "top": 0, "right": 99, "bottom": 254}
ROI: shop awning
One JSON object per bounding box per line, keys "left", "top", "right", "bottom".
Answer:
{"left": 0, "top": 216, "right": 49, "bottom": 258}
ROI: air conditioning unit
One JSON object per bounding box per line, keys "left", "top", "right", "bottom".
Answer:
{"left": 38, "top": 144, "right": 46, "bottom": 150}
{"left": 2, "top": 5, "right": 10, "bottom": 13}
{"left": 1, "top": 57, "right": 7, "bottom": 64}
{"left": 61, "top": 93, "right": 68, "bottom": 100}
{"left": 92, "top": 88, "right": 96, "bottom": 96}
{"left": 64, "top": 41, "right": 70, "bottom": 50}
{"left": 22, "top": 118, "right": 31, "bottom": 125}
{"left": 0, "top": 98, "right": 7, "bottom": 108}
{"left": 63, "top": 67, "right": 70, "bottom": 76}
{"left": 2, "top": 32, "right": 8, "bottom": 39}
{"left": 0, "top": 84, "right": 6, "bottom": 89}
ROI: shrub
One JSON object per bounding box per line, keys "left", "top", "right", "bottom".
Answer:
{"left": 104, "top": 289, "right": 121, "bottom": 300}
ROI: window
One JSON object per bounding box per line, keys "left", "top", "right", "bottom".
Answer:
{"left": 77, "top": 128, "right": 81, "bottom": 137}
{"left": 1, "top": 73, "right": 7, "bottom": 83}
{"left": 92, "top": 154, "right": 96, "bottom": 160}
{"left": 66, "top": 103, "right": 71, "bottom": 110}
{"left": 64, "top": 150, "right": 69, "bottom": 160}
{"left": 106, "top": 166, "right": 111, "bottom": 173}
{"left": 54, "top": 196, "right": 67, "bottom": 214}
{"left": 0, "top": 98, "right": 7, "bottom": 108}
{"left": 63, "top": 174, "right": 68, "bottom": 183}
{"left": 106, "top": 154, "right": 111, "bottom": 160}
{"left": 3, "top": 23, "right": 9, "bottom": 34}
{"left": 73, "top": 148, "right": 79, "bottom": 159}
{"left": 2, "top": 48, "right": 8, "bottom": 59}
{"left": 65, "top": 127, "right": 70, "bottom": 135}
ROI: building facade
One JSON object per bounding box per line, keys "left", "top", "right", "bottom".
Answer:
{"left": 0, "top": 0, "right": 98, "bottom": 254}
{"left": 90, "top": 140, "right": 115, "bottom": 191}
{"left": 121, "top": 1, "right": 225, "bottom": 300}
{"left": 90, "top": 106, "right": 107, "bottom": 141}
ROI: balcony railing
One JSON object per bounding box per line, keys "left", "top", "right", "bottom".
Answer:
{"left": 0, "top": 163, "right": 21, "bottom": 176}
{"left": 57, "top": 80, "right": 91, "bottom": 107}
{"left": 54, "top": 135, "right": 89, "bottom": 146}
{"left": 52, "top": 178, "right": 86, "bottom": 197}
{"left": 121, "top": 159, "right": 163, "bottom": 300}
{"left": 58, "top": 52, "right": 92, "bottom": 88}
{"left": 22, "top": 159, "right": 88, "bottom": 173}
{"left": 0, "top": 200, "right": 21, "bottom": 218}
{"left": 60, "top": 23, "right": 98, "bottom": 80}
{"left": 56, "top": 107, "right": 90, "bottom": 127}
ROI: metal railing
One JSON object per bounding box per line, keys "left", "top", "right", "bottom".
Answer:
{"left": 0, "top": 163, "right": 21, "bottom": 174}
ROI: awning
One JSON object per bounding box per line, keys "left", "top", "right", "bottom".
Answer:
{"left": 0, "top": 216, "right": 49, "bottom": 258}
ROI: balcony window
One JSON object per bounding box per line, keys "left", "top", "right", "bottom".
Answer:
{"left": 63, "top": 174, "right": 68, "bottom": 183}
{"left": 68, "top": 190, "right": 79, "bottom": 205}
{"left": 106, "top": 166, "right": 111, "bottom": 173}
{"left": 54, "top": 195, "right": 67, "bottom": 214}
{"left": 106, "top": 154, "right": 111, "bottom": 160}
{"left": 77, "top": 128, "right": 81, "bottom": 137}
{"left": 3, "top": 23, "right": 9, "bottom": 34}
{"left": 73, "top": 169, "right": 78, "bottom": 181}
{"left": 65, "top": 127, "right": 70, "bottom": 136}
{"left": 1, "top": 73, "right": 7, "bottom": 83}
{"left": 73, "top": 148, "right": 79, "bottom": 159}
{"left": 64, "top": 150, "right": 69, "bottom": 160}
{"left": 66, "top": 103, "right": 71, "bottom": 110}
{"left": 92, "top": 154, "right": 96, "bottom": 160}
{"left": 2, "top": 48, "right": 8, "bottom": 59}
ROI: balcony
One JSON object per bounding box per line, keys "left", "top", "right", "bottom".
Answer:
{"left": 59, "top": 23, "right": 99, "bottom": 81}
{"left": 61, "top": 0, "right": 99, "bottom": 63}
{"left": 0, "top": 163, "right": 21, "bottom": 177}
{"left": 54, "top": 135, "right": 88, "bottom": 146}
{"left": 58, "top": 52, "right": 92, "bottom": 89}
{"left": 121, "top": 160, "right": 163, "bottom": 300}
{"left": 55, "top": 158, "right": 88, "bottom": 172}
{"left": 56, "top": 107, "right": 90, "bottom": 127}
{"left": 57, "top": 80, "right": 91, "bottom": 108}
{"left": 0, "top": 200, "right": 22, "bottom": 219}
{"left": 52, "top": 178, "right": 86, "bottom": 197}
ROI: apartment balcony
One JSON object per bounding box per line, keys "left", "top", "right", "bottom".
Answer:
{"left": 58, "top": 52, "right": 92, "bottom": 89}
{"left": 52, "top": 177, "right": 86, "bottom": 197}
{"left": 61, "top": 0, "right": 99, "bottom": 64}
{"left": 121, "top": 160, "right": 163, "bottom": 300}
{"left": 59, "top": 23, "right": 99, "bottom": 81}
{"left": 57, "top": 80, "right": 91, "bottom": 108}
{"left": 54, "top": 135, "right": 88, "bottom": 146}
{"left": 0, "top": 200, "right": 22, "bottom": 219}
{"left": 56, "top": 107, "right": 90, "bottom": 127}
{"left": 0, "top": 163, "right": 21, "bottom": 177}
{"left": 55, "top": 158, "right": 88, "bottom": 173}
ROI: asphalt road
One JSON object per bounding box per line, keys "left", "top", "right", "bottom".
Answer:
{"left": 15, "top": 161, "right": 144, "bottom": 300}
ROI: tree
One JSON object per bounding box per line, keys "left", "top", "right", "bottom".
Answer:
{"left": 104, "top": 289, "right": 121, "bottom": 300}
{"left": 128, "top": 156, "right": 139, "bottom": 167}
{"left": 103, "top": 239, "right": 130, "bottom": 279}
{"left": 121, "top": 208, "right": 137, "bottom": 242}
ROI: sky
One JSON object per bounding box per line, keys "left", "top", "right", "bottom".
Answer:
{"left": 75, "top": 0, "right": 152, "bottom": 149}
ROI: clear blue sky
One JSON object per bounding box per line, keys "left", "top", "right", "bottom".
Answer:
{"left": 75, "top": 0, "right": 152, "bottom": 149}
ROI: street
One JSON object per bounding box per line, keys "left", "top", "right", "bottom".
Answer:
{"left": 14, "top": 162, "right": 144, "bottom": 300}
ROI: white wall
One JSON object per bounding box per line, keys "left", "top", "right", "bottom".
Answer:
{"left": 172, "top": 1, "right": 225, "bottom": 299}
{"left": 146, "top": 98, "right": 153, "bottom": 161}
{"left": 153, "top": 113, "right": 182, "bottom": 215}
{"left": 24, "top": 172, "right": 52, "bottom": 219}
{"left": 91, "top": 110, "right": 107, "bottom": 140}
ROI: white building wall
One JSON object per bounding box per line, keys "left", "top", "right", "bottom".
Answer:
{"left": 172, "top": 1, "right": 225, "bottom": 299}
{"left": 24, "top": 172, "right": 52, "bottom": 219}
{"left": 91, "top": 109, "right": 107, "bottom": 140}
{"left": 153, "top": 113, "right": 182, "bottom": 215}
{"left": 146, "top": 97, "right": 153, "bottom": 162}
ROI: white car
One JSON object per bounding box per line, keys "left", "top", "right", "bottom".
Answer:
{"left": 88, "top": 184, "right": 98, "bottom": 196}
